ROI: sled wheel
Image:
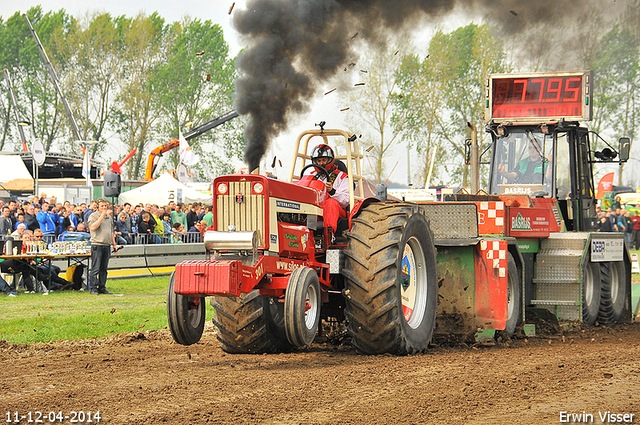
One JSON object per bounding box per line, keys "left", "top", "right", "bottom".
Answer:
{"left": 598, "top": 261, "right": 627, "bottom": 325}
{"left": 497, "top": 254, "right": 521, "bottom": 338}
{"left": 284, "top": 267, "right": 321, "bottom": 347}
{"left": 343, "top": 203, "right": 438, "bottom": 355}
{"left": 582, "top": 260, "right": 601, "bottom": 326}
{"left": 167, "top": 271, "right": 205, "bottom": 345}
{"left": 212, "top": 290, "right": 293, "bottom": 354}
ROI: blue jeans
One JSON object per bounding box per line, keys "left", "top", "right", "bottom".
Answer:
{"left": 90, "top": 244, "right": 111, "bottom": 291}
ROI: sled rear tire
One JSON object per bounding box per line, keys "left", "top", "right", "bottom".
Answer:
{"left": 582, "top": 260, "right": 601, "bottom": 326}
{"left": 497, "top": 254, "right": 521, "bottom": 338}
{"left": 598, "top": 261, "right": 627, "bottom": 325}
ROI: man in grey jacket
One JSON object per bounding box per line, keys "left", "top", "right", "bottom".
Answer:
{"left": 87, "top": 199, "right": 118, "bottom": 295}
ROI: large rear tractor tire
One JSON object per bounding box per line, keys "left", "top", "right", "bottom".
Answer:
{"left": 582, "top": 260, "right": 601, "bottom": 326}
{"left": 497, "top": 254, "right": 522, "bottom": 338}
{"left": 343, "top": 202, "right": 438, "bottom": 355}
{"left": 212, "top": 290, "right": 293, "bottom": 354}
{"left": 284, "top": 267, "right": 321, "bottom": 347}
{"left": 598, "top": 261, "right": 628, "bottom": 325}
{"left": 167, "top": 271, "right": 206, "bottom": 345}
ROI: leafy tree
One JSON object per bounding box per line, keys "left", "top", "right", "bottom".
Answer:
{"left": 61, "top": 12, "right": 122, "bottom": 159}
{"left": 339, "top": 36, "right": 410, "bottom": 184}
{"left": 149, "top": 18, "right": 242, "bottom": 180}
{"left": 395, "top": 24, "right": 508, "bottom": 187}
{"left": 110, "top": 13, "right": 166, "bottom": 180}
{"left": 592, "top": 25, "right": 639, "bottom": 185}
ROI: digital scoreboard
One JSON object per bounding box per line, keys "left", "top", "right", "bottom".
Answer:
{"left": 485, "top": 71, "right": 593, "bottom": 122}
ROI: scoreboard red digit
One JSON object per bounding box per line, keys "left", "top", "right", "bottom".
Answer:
{"left": 485, "top": 71, "right": 593, "bottom": 122}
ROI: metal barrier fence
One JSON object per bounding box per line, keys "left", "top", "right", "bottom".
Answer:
{"left": 0, "top": 231, "right": 203, "bottom": 246}
{"left": 2, "top": 233, "right": 208, "bottom": 279}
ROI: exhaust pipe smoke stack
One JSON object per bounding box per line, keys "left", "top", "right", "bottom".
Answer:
{"left": 233, "top": 0, "right": 602, "bottom": 170}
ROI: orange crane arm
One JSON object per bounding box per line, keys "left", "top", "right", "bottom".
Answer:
{"left": 143, "top": 110, "right": 239, "bottom": 181}
{"left": 143, "top": 139, "right": 180, "bottom": 181}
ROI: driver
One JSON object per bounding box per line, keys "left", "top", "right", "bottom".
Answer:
{"left": 305, "top": 144, "right": 349, "bottom": 233}
{"left": 498, "top": 141, "right": 551, "bottom": 184}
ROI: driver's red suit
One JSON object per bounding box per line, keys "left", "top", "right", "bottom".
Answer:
{"left": 305, "top": 167, "right": 349, "bottom": 231}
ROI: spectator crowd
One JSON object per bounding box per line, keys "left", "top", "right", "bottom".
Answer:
{"left": 0, "top": 194, "right": 215, "bottom": 295}
{"left": 595, "top": 201, "right": 640, "bottom": 250}
{"left": 0, "top": 194, "right": 214, "bottom": 246}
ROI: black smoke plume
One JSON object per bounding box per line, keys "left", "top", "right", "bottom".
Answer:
{"left": 233, "top": 0, "right": 602, "bottom": 171}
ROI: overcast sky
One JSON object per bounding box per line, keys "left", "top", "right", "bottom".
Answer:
{"left": 0, "top": 1, "right": 460, "bottom": 186}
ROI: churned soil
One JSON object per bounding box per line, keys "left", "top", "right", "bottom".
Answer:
{"left": 1, "top": 321, "right": 639, "bottom": 424}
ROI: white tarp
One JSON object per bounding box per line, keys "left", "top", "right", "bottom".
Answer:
{"left": 0, "top": 154, "right": 33, "bottom": 183}
{"left": 118, "top": 173, "right": 211, "bottom": 206}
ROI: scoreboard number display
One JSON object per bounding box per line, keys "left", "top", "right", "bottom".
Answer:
{"left": 485, "top": 71, "right": 593, "bottom": 122}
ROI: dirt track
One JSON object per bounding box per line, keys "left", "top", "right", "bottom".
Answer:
{"left": 1, "top": 322, "right": 640, "bottom": 424}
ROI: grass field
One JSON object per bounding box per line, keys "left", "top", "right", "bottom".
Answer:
{"left": 0, "top": 275, "right": 215, "bottom": 345}
{"left": 1, "top": 252, "right": 639, "bottom": 345}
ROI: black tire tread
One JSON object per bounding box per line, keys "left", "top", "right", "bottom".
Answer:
{"left": 598, "top": 261, "right": 627, "bottom": 325}
{"left": 343, "top": 202, "right": 436, "bottom": 355}
{"left": 212, "top": 290, "right": 292, "bottom": 354}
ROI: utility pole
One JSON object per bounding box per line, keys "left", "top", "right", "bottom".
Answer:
{"left": 407, "top": 144, "right": 411, "bottom": 187}
{"left": 24, "top": 14, "right": 95, "bottom": 199}
{"left": 3, "top": 69, "right": 29, "bottom": 153}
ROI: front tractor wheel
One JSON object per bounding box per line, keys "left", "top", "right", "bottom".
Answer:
{"left": 167, "top": 271, "right": 205, "bottom": 345}
{"left": 343, "top": 203, "right": 438, "bottom": 355}
{"left": 284, "top": 267, "right": 321, "bottom": 347}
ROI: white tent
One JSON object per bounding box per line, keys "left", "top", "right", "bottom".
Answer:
{"left": 0, "top": 154, "right": 33, "bottom": 183}
{"left": 118, "top": 173, "right": 211, "bottom": 205}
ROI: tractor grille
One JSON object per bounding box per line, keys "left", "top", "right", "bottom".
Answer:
{"left": 216, "top": 181, "right": 265, "bottom": 245}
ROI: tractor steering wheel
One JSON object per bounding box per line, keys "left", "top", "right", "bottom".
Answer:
{"left": 300, "top": 163, "right": 330, "bottom": 181}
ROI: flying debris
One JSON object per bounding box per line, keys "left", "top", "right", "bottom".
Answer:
{"left": 348, "top": 62, "right": 356, "bottom": 67}
{"left": 360, "top": 70, "right": 368, "bottom": 73}
{"left": 354, "top": 83, "right": 365, "bottom": 86}
{"left": 196, "top": 50, "right": 205, "bottom": 56}
{"left": 324, "top": 88, "right": 337, "bottom": 95}
{"left": 340, "top": 107, "right": 350, "bottom": 111}
{"left": 206, "top": 73, "right": 211, "bottom": 81}
{"left": 394, "top": 50, "right": 400, "bottom": 55}
{"left": 232, "top": 0, "right": 594, "bottom": 171}
{"left": 229, "top": 2, "right": 235, "bottom": 14}
{"left": 509, "top": 10, "right": 518, "bottom": 16}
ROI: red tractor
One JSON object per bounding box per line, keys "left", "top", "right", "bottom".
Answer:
{"left": 168, "top": 71, "right": 633, "bottom": 354}
{"left": 168, "top": 128, "right": 439, "bottom": 354}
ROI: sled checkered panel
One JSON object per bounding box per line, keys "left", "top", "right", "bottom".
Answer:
{"left": 478, "top": 239, "right": 507, "bottom": 278}
{"left": 476, "top": 201, "right": 505, "bottom": 235}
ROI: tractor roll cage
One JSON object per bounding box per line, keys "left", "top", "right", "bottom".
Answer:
{"left": 287, "top": 129, "right": 365, "bottom": 211}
